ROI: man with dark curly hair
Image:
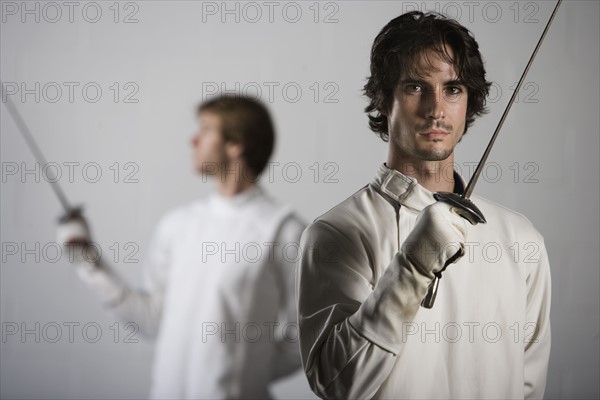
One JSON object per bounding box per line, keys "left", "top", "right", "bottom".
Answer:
{"left": 297, "top": 11, "right": 551, "bottom": 399}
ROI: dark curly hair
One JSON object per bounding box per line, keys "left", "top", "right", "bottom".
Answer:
{"left": 364, "top": 11, "right": 492, "bottom": 141}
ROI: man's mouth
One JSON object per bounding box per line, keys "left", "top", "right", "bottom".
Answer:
{"left": 420, "top": 130, "right": 449, "bottom": 140}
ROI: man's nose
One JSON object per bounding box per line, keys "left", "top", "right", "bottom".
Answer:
{"left": 191, "top": 133, "right": 199, "bottom": 147}
{"left": 424, "top": 87, "right": 445, "bottom": 120}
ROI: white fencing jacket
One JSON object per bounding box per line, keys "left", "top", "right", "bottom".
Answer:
{"left": 77, "top": 184, "right": 305, "bottom": 399}
{"left": 297, "top": 163, "right": 551, "bottom": 399}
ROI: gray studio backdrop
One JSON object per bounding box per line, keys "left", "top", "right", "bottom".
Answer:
{"left": 1, "top": 1, "right": 598, "bottom": 399}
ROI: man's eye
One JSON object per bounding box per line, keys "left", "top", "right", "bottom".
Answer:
{"left": 446, "top": 86, "right": 463, "bottom": 95}
{"left": 405, "top": 84, "right": 422, "bottom": 92}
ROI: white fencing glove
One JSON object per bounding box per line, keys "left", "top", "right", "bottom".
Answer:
{"left": 56, "top": 210, "right": 124, "bottom": 305}
{"left": 401, "top": 201, "right": 468, "bottom": 280}
{"left": 56, "top": 209, "right": 99, "bottom": 267}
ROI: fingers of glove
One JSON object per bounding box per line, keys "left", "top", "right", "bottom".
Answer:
{"left": 56, "top": 214, "right": 101, "bottom": 267}
{"left": 65, "top": 245, "right": 101, "bottom": 266}
{"left": 424, "top": 202, "right": 467, "bottom": 264}
{"left": 418, "top": 201, "right": 468, "bottom": 243}
{"left": 57, "top": 217, "right": 91, "bottom": 246}
{"left": 402, "top": 201, "right": 467, "bottom": 274}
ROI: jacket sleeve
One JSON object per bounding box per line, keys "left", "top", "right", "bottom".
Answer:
{"left": 296, "top": 219, "right": 434, "bottom": 399}
{"left": 269, "top": 214, "right": 307, "bottom": 382}
{"left": 523, "top": 238, "right": 552, "bottom": 399}
{"left": 75, "top": 210, "right": 180, "bottom": 338}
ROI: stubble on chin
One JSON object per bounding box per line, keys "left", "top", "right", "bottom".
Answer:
{"left": 413, "top": 145, "right": 454, "bottom": 161}
{"left": 391, "top": 133, "right": 454, "bottom": 163}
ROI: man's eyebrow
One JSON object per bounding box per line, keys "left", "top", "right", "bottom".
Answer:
{"left": 399, "top": 78, "right": 427, "bottom": 85}
{"left": 444, "top": 79, "right": 466, "bottom": 86}
{"left": 399, "top": 78, "right": 466, "bottom": 86}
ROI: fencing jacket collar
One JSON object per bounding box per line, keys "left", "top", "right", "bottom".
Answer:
{"left": 372, "top": 162, "right": 466, "bottom": 212}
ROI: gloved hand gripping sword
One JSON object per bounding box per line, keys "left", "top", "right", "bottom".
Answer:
{"left": 421, "top": 0, "right": 563, "bottom": 308}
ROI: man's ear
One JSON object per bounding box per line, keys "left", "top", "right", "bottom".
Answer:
{"left": 225, "top": 141, "right": 244, "bottom": 160}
